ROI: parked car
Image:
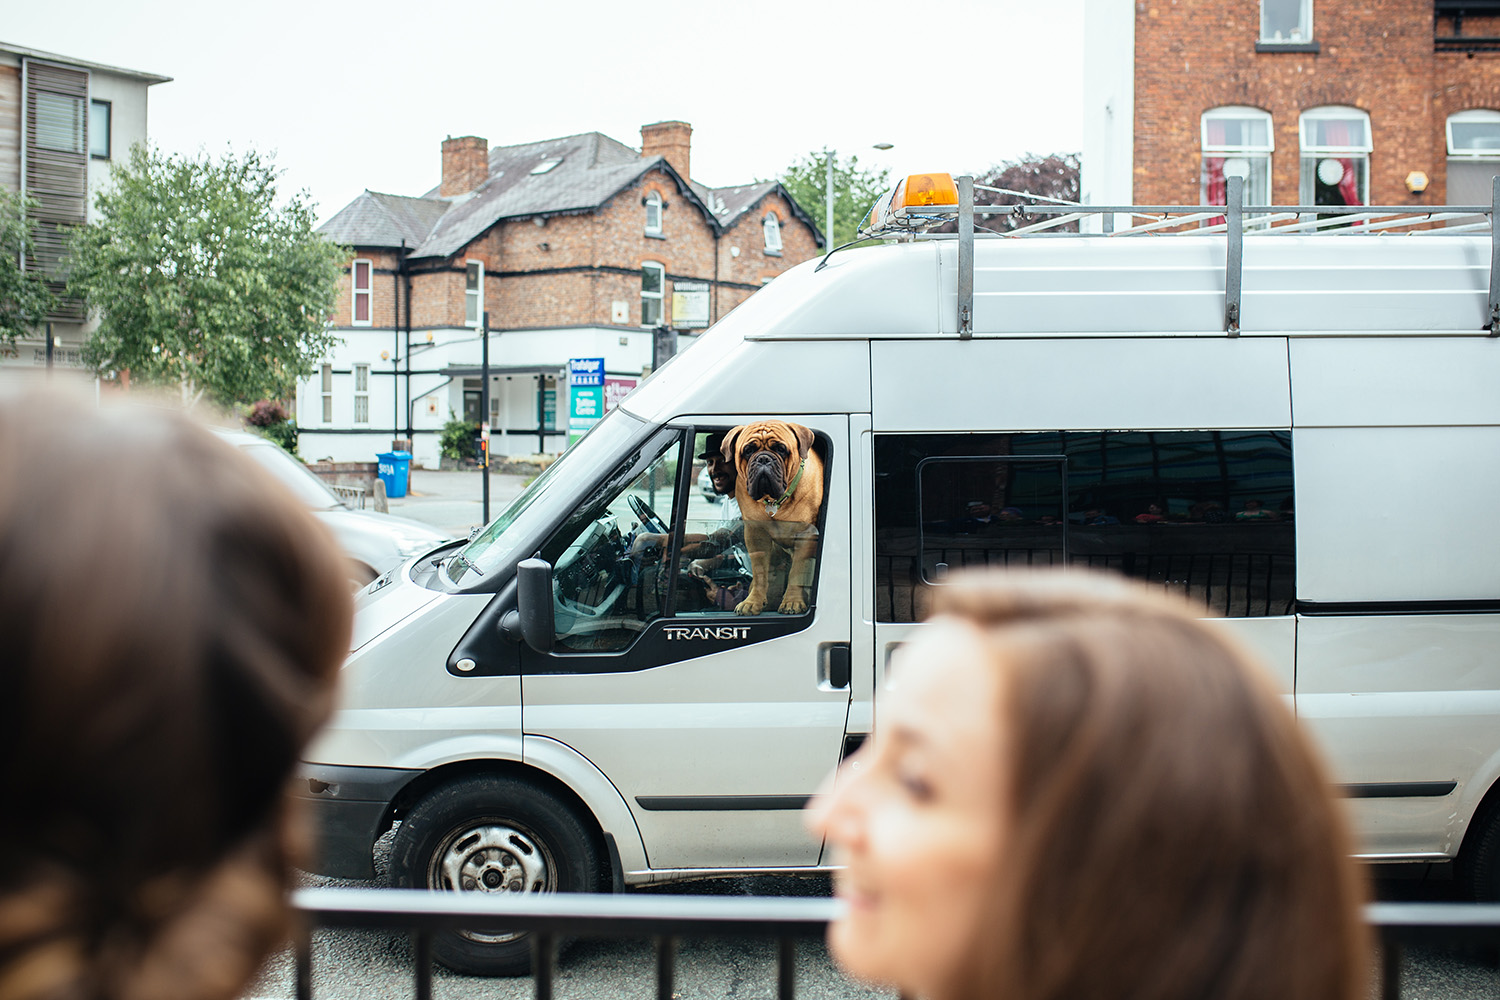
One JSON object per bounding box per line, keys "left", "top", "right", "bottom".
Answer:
{"left": 697, "top": 464, "right": 715, "bottom": 498}
{"left": 217, "top": 429, "right": 451, "bottom": 588}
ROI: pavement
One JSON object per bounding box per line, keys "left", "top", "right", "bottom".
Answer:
{"left": 381, "top": 467, "right": 532, "bottom": 538}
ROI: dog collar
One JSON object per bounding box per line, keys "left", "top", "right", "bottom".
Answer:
{"left": 760, "top": 458, "right": 806, "bottom": 519}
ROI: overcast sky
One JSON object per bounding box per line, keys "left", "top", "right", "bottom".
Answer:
{"left": 8, "top": 0, "right": 1084, "bottom": 224}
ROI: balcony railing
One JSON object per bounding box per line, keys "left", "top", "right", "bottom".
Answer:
{"left": 287, "top": 889, "right": 1500, "bottom": 1000}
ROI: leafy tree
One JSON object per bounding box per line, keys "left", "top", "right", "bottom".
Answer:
{"left": 776, "top": 152, "right": 891, "bottom": 248}
{"left": 937, "top": 153, "right": 1082, "bottom": 234}
{"left": 67, "top": 144, "right": 347, "bottom": 406}
{"left": 0, "top": 188, "right": 58, "bottom": 344}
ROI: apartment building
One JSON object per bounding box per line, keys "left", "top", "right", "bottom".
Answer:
{"left": 1083, "top": 1, "right": 1500, "bottom": 215}
{"left": 0, "top": 41, "right": 169, "bottom": 387}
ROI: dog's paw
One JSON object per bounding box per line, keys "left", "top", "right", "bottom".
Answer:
{"left": 777, "top": 595, "right": 808, "bottom": 615}
{"left": 734, "top": 596, "right": 764, "bottom": 616}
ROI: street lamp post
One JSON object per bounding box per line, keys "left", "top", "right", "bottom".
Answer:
{"left": 825, "top": 143, "right": 894, "bottom": 249}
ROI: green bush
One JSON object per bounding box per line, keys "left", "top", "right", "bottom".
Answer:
{"left": 441, "top": 413, "right": 479, "bottom": 462}
{"left": 258, "top": 419, "right": 298, "bottom": 456}
{"left": 244, "top": 399, "right": 298, "bottom": 457}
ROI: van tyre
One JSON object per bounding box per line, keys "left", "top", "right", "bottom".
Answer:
{"left": 389, "top": 775, "right": 602, "bottom": 976}
{"left": 1462, "top": 805, "right": 1500, "bottom": 902}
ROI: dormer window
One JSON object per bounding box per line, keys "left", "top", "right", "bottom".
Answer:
{"left": 645, "top": 190, "right": 663, "bottom": 236}
{"left": 763, "top": 212, "right": 783, "bottom": 254}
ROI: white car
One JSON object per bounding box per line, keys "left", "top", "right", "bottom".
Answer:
{"left": 218, "top": 429, "right": 451, "bottom": 588}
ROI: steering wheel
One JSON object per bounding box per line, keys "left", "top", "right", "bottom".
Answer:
{"left": 628, "top": 494, "right": 670, "bottom": 536}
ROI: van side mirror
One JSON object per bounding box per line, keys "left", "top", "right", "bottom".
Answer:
{"left": 511, "top": 557, "right": 555, "bottom": 653}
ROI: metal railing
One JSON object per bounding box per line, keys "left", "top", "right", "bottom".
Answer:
{"left": 291, "top": 888, "right": 836, "bottom": 1000}
{"left": 326, "top": 483, "right": 367, "bottom": 509}
{"left": 289, "top": 889, "right": 1500, "bottom": 1000}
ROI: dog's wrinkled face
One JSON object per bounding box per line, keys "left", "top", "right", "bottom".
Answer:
{"left": 722, "top": 421, "right": 814, "bottom": 502}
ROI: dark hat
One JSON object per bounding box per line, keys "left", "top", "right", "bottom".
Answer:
{"left": 697, "top": 432, "right": 727, "bottom": 460}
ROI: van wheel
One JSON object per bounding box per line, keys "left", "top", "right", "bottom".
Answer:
{"left": 1462, "top": 807, "right": 1500, "bottom": 901}
{"left": 389, "top": 775, "right": 602, "bottom": 976}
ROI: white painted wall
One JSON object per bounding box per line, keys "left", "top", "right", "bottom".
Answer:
{"left": 296, "top": 325, "right": 655, "bottom": 467}
{"left": 1081, "top": 0, "right": 1136, "bottom": 232}
{"left": 86, "top": 68, "right": 153, "bottom": 222}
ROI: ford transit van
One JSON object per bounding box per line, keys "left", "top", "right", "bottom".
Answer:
{"left": 298, "top": 174, "right": 1500, "bottom": 973}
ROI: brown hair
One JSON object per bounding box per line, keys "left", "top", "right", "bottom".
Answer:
{"left": 0, "top": 390, "right": 352, "bottom": 1000}
{"left": 930, "top": 569, "right": 1368, "bottom": 1000}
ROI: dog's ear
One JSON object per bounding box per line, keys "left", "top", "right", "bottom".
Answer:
{"left": 721, "top": 426, "right": 746, "bottom": 463}
{"left": 788, "top": 422, "right": 815, "bottom": 461}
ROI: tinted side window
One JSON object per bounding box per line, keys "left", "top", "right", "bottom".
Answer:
{"left": 875, "top": 431, "right": 1294, "bottom": 622}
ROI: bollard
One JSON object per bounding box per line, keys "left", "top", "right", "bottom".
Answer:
{"left": 373, "top": 477, "right": 388, "bottom": 514}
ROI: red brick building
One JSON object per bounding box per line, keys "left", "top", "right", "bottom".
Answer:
{"left": 302, "top": 121, "right": 822, "bottom": 465}
{"left": 1083, "top": 1, "right": 1500, "bottom": 215}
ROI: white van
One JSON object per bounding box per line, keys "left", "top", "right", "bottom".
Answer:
{"left": 298, "top": 174, "right": 1500, "bottom": 974}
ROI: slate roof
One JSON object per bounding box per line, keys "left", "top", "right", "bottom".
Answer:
{"left": 691, "top": 180, "right": 823, "bottom": 236}
{"left": 319, "top": 191, "right": 450, "bottom": 250}
{"left": 318, "top": 130, "right": 824, "bottom": 259}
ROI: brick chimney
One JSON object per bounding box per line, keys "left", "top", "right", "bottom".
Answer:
{"left": 441, "top": 136, "right": 489, "bottom": 197}
{"left": 641, "top": 121, "right": 691, "bottom": 183}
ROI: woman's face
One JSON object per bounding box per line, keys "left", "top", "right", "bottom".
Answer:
{"left": 806, "top": 618, "right": 1009, "bottom": 998}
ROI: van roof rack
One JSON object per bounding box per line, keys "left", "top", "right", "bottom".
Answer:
{"left": 848, "top": 174, "right": 1500, "bottom": 339}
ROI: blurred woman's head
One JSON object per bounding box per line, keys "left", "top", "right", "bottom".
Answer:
{"left": 0, "top": 389, "right": 352, "bottom": 1000}
{"left": 809, "top": 569, "right": 1367, "bottom": 1000}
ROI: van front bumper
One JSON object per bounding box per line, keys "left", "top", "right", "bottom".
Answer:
{"left": 294, "top": 762, "right": 422, "bottom": 880}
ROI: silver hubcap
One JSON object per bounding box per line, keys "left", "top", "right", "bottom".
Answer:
{"left": 433, "top": 823, "right": 553, "bottom": 943}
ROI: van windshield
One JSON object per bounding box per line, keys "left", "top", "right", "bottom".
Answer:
{"left": 442, "top": 407, "right": 650, "bottom": 588}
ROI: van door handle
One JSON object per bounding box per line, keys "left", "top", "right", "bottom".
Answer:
{"left": 824, "top": 643, "right": 851, "bottom": 689}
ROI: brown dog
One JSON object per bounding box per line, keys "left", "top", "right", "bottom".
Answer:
{"left": 721, "top": 420, "right": 824, "bottom": 615}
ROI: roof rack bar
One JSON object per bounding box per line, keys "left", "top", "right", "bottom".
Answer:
{"left": 1110, "top": 211, "right": 1224, "bottom": 236}
{"left": 1491, "top": 175, "right": 1500, "bottom": 335}
{"left": 1006, "top": 211, "right": 1092, "bottom": 237}
{"left": 952, "top": 203, "right": 1497, "bottom": 217}
{"left": 1412, "top": 220, "right": 1492, "bottom": 235}
{"left": 1225, "top": 176, "right": 1243, "bottom": 336}
{"left": 958, "top": 174, "right": 974, "bottom": 339}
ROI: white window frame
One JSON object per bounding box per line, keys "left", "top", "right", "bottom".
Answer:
{"left": 641, "top": 261, "right": 665, "bottom": 328}
{"left": 1260, "top": 0, "right": 1312, "bottom": 43}
{"left": 1299, "top": 106, "right": 1372, "bottom": 206}
{"left": 353, "top": 363, "right": 370, "bottom": 425}
{"left": 465, "top": 260, "right": 483, "bottom": 328}
{"left": 1201, "top": 106, "right": 1275, "bottom": 207}
{"left": 320, "top": 363, "right": 334, "bottom": 424}
{"left": 645, "top": 190, "right": 663, "bottom": 236}
{"left": 1447, "top": 109, "right": 1500, "bottom": 158}
{"left": 763, "top": 212, "right": 783, "bottom": 253}
{"left": 352, "top": 258, "right": 373, "bottom": 327}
